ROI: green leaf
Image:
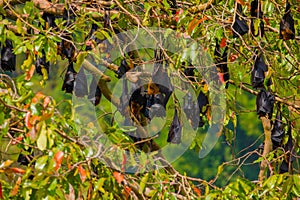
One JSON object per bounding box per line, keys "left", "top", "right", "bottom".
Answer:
{"left": 37, "top": 121, "right": 47, "bottom": 151}
{"left": 35, "top": 155, "right": 48, "bottom": 170}
{"left": 16, "top": 19, "right": 23, "bottom": 35}
{"left": 139, "top": 172, "right": 149, "bottom": 194}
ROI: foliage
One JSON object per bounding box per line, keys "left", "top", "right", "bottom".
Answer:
{"left": 0, "top": 0, "right": 300, "bottom": 199}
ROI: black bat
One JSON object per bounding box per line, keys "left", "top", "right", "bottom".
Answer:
{"left": 271, "top": 110, "right": 284, "bottom": 149}
{"left": 251, "top": 53, "right": 268, "bottom": 89}
{"left": 280, "top": 1, "right": 295, "bottom": 40}
{"left": 183, "top": 62, "right": 196, "bottom": 82}
{"left": 183, "top": 92, "right": 199, "bottom": 129}
{"left": 88, "top": 76, "right": 102, "bottom": 106}
{"left": 116, "top": 58, "right": 131, "bottom": 78}
{"left": 119, "top": 78, "right": 130, "bottom": 115}
{"left": 279, "top": 124, "right": 295, "bottom": 173}
{"left": 35, "top": 50, "right": 49, "bottom": 77}
{"left": 198, "top": 90, "right": 209, "bottom": 127}
{"left": 1, "top": 39, "right": 16, "bottom": 71}
{"left": 232, "top": 3, "right": 249, "bottom": 38}
{"left": 250, "top": 0, "right": 264, "bottom": 37}
{"left": 42, "top": 12, "right": 56, "bottom": 29}
{"left": 74, "top": 68, "right": 88, "bottom": 97}
{"left": 129, "top": 86, "right": 147, "bottom": 124}
{"left": 152, "top": 49, "right": 173, "bottom": 107}
{"left": 256, "top": 89, "right": 275, "bottom": 119}
{"left": 62, "top": 62, "right": 77, "bottom": 93}
{"left": 214, "top": 40, "right": 229, "bottom": 88}
{"left": 167, "top": 109, "right": 182, "bottom": 144}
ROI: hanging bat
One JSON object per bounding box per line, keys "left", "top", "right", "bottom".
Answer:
{"left": 183, "top": 62, "right": 196, "bottom": 82}
{"left": 214, "top": 40, "right": 229, "bottom": 88}
{"left": 256, "top": 89, "right": 275, "bottom": 119}
{"left": 129, "top": 86, "right": 147, "bottom": 125}
{"left": 198, "top": 89, "right": 209, "bottom": 127}
{"left": 116, "top": 58, "right": 132, "bottom": 78}
{"left": 251, "top": 52, "right": 268, "bottom": 89}
{"left": 271, "top": 110, "right": 284, "bottom": 149}
{"left": 35, "top": 51, "right": 49, "bottom": 77}
{"left": 280, "top": 0, "right": 295, "bottom": 40}
{"left": 167, "top": 109, "right": 182, "bottom": 144}
{"left": 74, "top": 68, "right": 88, "bottom": 97}
{"left": 183, "top": 92, "right": 199, "bottom": 129}
{"left": 88, "top": 76, "right": 102, "bottom": 106}
{"left": 279, "top": 124, "right": 295, "bottom": 173}
{"left": 42, "top": 12, "right": 56, "bottom": 30}
{"left": 232, "top": 3, "right": 249, "bottom": 38}
{"left": 119, "top": 78, "right": 130, "bottom": 115}
{"left": 62, "top": 62, "right": 77, "bottom": 93}
{"left": 250, "top": 0, "right": 264, "bottom": 37}
{"left": 1, "top": 39, "right": 16, "bottom": 71}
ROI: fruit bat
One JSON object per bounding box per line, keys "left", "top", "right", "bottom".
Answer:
{"left": 250, "top": 0, "right": 264, "bottom": 37}
{"left": 251, "top": 53, "right": 268, "bottom": 89}
{"left": 42, "top": 12, "right": 56, "bottom": 29}
{"left": 88, "top": 76, "right": 102, "bottom": 106}
{"left": 256, "top": 89, "right": 275, "bottom": 119}
{"left": 198, "top": 90, "right": 209, "bottom": 127}
{"left": 74, "top": 68, "right": 88, "bottom": 97}
{"left": 57, "top": 9, "right": 75, "bottom": 61}
{"left": 167, "top": 109, "right": 182, "bottom": 144}
{"left": 280, "top": 125, "right": 295, "bottom": 173}
{"left": 280, "top": 1, "right": 295, "bottom": 40}
{"left": 232, "top": 3, "right": 249, "bottom": 38}
{"left": 119, "top": 78, "right": 130, "bottom": 115}
{"left": 129, "top": 86, "right": 147, "bottom": 124}
{"left": 1, "top": 39, "right": 16, "bottom": 71}
{"left": 152, "top": 49, "right": 173, "bottom": 107}
{"left": 36, "top": 51, "right": 49, "bottom": 77}
{"left": 271, "top": 111, "right": 284, "bottom": 149}
{"left": 62, "top": 62, "right": 77, "bottom": 93}
{"left": 116, "top": 59, "right": 131, "bottom": 78}
{"left": 183, "top": 62, "right": 196, "bottom": 82}
{"left": 214, "top": 40, "right": 229, "bottom": 88}
{"left": 183, "top": 92, "right": 199, "bottom": 129}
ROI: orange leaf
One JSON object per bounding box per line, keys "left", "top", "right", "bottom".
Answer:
{"left": 113, "top": 171, "right": 124, "bottom": 184}
{"left": 236, "top": 0, "right": 244, "bottom": 5}
{"left": 43, "top": 96, "right": 51, "bottom": 108}
{"left": 10, "top": 177, "right": 21, "bottom": 196}
{"left": 9, "top": 167, "right": 25, "bottom": 174}
{"left": 0, "top": 182, "right": 3, "bottom": 199}
{"left": 193, "top": 186, "right": 201, "bottom": 197}
{"left": 217, "top": 73, "right": 225, "bottom": 83}
{"left": 25, "top": 112, "right": 32, "bottom": 129}
{"left": 220, "top": 38, "right": 227, "bottom": 48}
{"left": 229, "top": 53, "right": 239, "bottom": 62}
{"left": 264, "top": 17, "right": 270, "bottom": 26}
{"left": 0, "top": 160, "right": 14, "bottom": 169}
{"left": 11, "top": 136, "right": 23, "bottom": 145}
{"left": 123, "top": 186, "right": 131, "bottom": 200}
{"left": 25, "top": 65, "right": 35, "bottom": 81}
{"left": 187, "top": 16, "right": 208, "bottom": 35}
{"left": 78, "top": 165, "right": 87, "bottom": 183}
{"left": 54, "top": 151, "right": 64, "bottom": 171}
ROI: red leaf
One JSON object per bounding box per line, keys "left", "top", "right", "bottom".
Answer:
{"left": 229, "top": 53, "right": 239, "bottom": 62}
{"left": 193, "top": 186, "right": 201, "bottom": 197}
{"left": 122, "top": 153, "right": 126, "bottom": 172}
{"left": 54, "top": 151, "right": 64, "bottom": 171}
{"left": 78, "top": 165, "right": 87, "bottom": 183}
{"left": 217, "top": 73, "right": 225, "bottom": 83}
{"left": 113, "top": 171, "right": 124, "bottom": 184}
{"left": 264, "top": 17, "right": 270, "bottom": 26}
{"left": 0, "top": 182, "right": 3, "bottom": 199}
{"left": 220, "top": 38, "right": 227, "bottom": 48}
{"left": 123, "top": 186, "right": 131, "bottom": 200}
{"left": 175, "top": 9, "right": 183, "bottom": 22}
{"left": 25, "top": 112, "right": 32, "bottom": 129}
